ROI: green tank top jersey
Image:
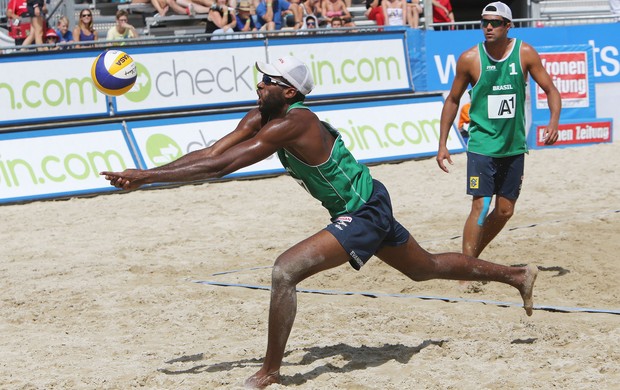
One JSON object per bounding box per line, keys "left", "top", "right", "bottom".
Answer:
{"left": 468, "top": 38, "right": 528, "bottom": 157}
{"left": 277, "top": 102, "right": 374, "bottom": 218}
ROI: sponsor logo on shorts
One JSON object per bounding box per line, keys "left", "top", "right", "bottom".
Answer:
{"left": 469, "top": 176, "right": 479, "bottom": 189}
{"left": 349, "top": 250, "right": 364, "bottom": 268}
{"left": 333, "top": 216, "right": 352, "bottom": 231}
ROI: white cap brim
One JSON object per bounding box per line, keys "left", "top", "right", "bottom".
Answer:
{"left": 255, "top": 61, "right": 281, "bottom": 77}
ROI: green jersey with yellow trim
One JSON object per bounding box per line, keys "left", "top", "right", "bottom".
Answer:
{"left": 468, "top": 38, "right": 527, "bottom": 157}
{"left": 277, "top": 102, "right": 373, "bottom": 218}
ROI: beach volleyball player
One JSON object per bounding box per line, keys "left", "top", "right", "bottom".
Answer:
{"left": 101, "top": 56, "right": 539, "bottom": 388}
{"left": 436, "top": 2, "right": 561, "bottom": 259}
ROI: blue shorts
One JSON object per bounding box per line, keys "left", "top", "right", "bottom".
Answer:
{"left": 325, "top": 179, "right": 410, "bottom": 270}
{"left": 466, "top": 152, "right": 524, "bottom": 200}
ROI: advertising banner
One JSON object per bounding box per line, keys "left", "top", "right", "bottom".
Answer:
{"left": 0, "top": 52, "right": 110, "bottom": 126}
{"left": 0, "top": 32, "right": 411, "bottom": 127}
{"left": 0, "top": 124, "right": 137, "bottom": 204}
{"left": 532, "top": 45, "right": 595, "bottom": 121}
{"left": 0, "top": 93, "right": 460, "bottom": 204}
{"left": 529, "top": 118, "right": 613, "bottom": 148}
{"left": 424, "top": 24, "right": 620, "bottom": 91}
{"left": 264, "top": 33, "right": 413, "bottom": 97}
{"left": 127, "top": 94, "right": 463, "bottom": 185}
{"left": 115, "top": 33, "right": 412, "bottom": 115}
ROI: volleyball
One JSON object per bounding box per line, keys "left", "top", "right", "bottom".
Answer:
{"left": 91, "top": 50, "right": 138, "bottom": 96}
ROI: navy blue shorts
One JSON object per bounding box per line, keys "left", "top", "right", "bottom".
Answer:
{"left": 325, "top": 180, "right": 410, "bottom": 270}
{"left": 466, "top": 152, "right": 524, "bottom": 200}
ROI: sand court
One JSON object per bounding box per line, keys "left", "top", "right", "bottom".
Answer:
{"left": 1, "top": 140, "right": 618, "bottom": 389}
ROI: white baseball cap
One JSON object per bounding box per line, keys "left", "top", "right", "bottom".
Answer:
{"left": 482, "top": 1, "right": 513, "bottom": 22}
{"left": 255, "top": 56, "right": 314, "bottom": 96}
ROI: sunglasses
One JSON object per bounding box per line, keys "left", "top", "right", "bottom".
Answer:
{"left": 481, "top": 19, "right": 506, "bottom": 28}
{"left": 81, "top": 14, "right": 92, "bottom": 18}
{"left": 262, "top": 74, "right": 293, "bottom": 88}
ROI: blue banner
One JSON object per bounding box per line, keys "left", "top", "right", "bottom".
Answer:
{"left": 424, "top": 23, "right": 620, "bottom": 91}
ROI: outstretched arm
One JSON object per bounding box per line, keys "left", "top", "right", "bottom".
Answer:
{"left": 523, "top": 43, "right": 561, "bottom": 145}
{"left": 101, "top": 109, "right": 282, "bottom": 190}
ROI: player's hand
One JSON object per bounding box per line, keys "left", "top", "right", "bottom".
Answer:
{"left": 436, "top": 146, "right": 453, "bottom": 173}
{"left": 542, "top": 125, "right": 559, "bottom": 145}
{"left": 100, "top": 169, "right": 144, "bottom": 191}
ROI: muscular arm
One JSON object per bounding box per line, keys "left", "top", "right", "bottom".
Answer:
{"left": 522, "top": 43, "right": 561, "bottom": 145}
{"left": 436, "top": 47, "right": 477, "bottom": 172}
{"left": 101, "top": 109, "right": 309, "bottom": 190}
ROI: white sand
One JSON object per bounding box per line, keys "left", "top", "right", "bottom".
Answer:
{"left": 1, "top": 140, "right": 619, "bottom": 389}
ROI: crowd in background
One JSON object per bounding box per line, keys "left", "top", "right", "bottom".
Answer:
{"left": 4, "top": 0, "right": 462, "bottom": 50}
{"left": 5, "top": 0, "right": 620, "bottom": 51}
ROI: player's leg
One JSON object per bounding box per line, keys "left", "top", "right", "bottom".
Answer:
{"left": 376, "top": 235, "right": 538, "bottom": 315}
{"left": 245, "top": 230, "right": 350, "bottom": 389}
{"left": 475, "top": 195, "right": 516, "bottom": 255}
{"left": 462, "top": 195, "right": 488, "bottom": 257}
{"left": 465, "top": 154, "right": 523, "bottom": 257}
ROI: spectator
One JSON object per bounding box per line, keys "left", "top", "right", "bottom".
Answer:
{"left": 26, "top": 0, "right": 43, "bottom": 18}
{"left": 365, "top": 0, "right": 384, "bottom": 26}
{"left": 234, "top": 0, "right": 257, "bottom": 33}
{"left": 457, "top": 101, "right": 470, "bottom": 139}
{"left": 73, "top": 9, "right": 98, "bottom": 45}
{"left": 148, "top": 0, "right": 170, "bottom": 17}
{"left": 255, "top": 0, "right": 301, "bottom": 31}
{"left": 432, "top": 0, "right": 454, "bottom": 30}
{"left": 382, "top": 0, "right": 407, "bottom": 26}
{"left": 322, "top": 0, "right": 353, "bottom": 27}
{"left": 42, "top": 27, "right": 60, "bottom": 50}
{"left": 330, "top": 15, "right": 343, "bottom": 28}
{"left": 166, "top": 0, "right": 202, "bottom": 16}
{"left": 303, "top": 13, "right": 318, "bottom": 30}
{"left": 54, "top": 16, "right": 74, "bottom": 47}
{"left": 6, "top": 0, "right": 31, "bottom": 46}
{"left": 106, "top": 9, "right": 139, "bottom": 41}
{"left": 20, "top": 0, "right": 46, "bottom": 47}
{"left": 301, "top": 0, "right": 321, "bottom": 19}
{"left": 407, "top": 0, "right": 421, "bottom": 28}
{"left": 205, "top": 0, "right": 237, "bottom": 38}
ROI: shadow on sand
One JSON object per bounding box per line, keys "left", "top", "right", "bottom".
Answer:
{"left": 159, "top": 339, "right": 446, "bottom": 385}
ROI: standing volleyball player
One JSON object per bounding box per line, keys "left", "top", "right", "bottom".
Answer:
{"left": 436, "top": 1, "right": 561, "bottom": 259}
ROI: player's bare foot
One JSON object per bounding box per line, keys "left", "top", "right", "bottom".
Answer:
{"left": 244, "top": 370, "right": 280, "bottom": 389}
{"left": 519, "top": 264, "right": 538, "bottom": 316}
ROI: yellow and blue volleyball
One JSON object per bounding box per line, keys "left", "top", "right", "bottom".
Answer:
{"left": 91, "top": 50, "right": 137, "bottom": 96}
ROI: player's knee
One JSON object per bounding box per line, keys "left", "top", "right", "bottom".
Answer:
{"left": 271, "top": 257, "right": 296, "bottom": 287}
{"left": 495, "top": 205, "right": 514, "bottom": 220}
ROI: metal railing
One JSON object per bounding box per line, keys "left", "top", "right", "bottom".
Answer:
{"left": 2, "top": 3, "right": 618, "bottom": 53}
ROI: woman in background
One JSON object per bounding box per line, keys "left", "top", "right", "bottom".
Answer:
{"left": 73, "top": 8, "right": 98, "bottom": 46}
{"left": 382, "top": 0, "right": 407, "bottom": 26}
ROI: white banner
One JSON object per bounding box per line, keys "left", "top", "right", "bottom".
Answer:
{"left": 0, "top": 55, "right": 109, "bottom": 125}
{"left": 0, "top": 126, "right": 135, "bottom": 203}
{"left": 127, "top": 95, "right": 462, "bottom": 181}
{"left": 0, "top": 95, "right": 462, "bottom": 204}
{"left": 114, "top": 35, "right": 412, "bottom": 114}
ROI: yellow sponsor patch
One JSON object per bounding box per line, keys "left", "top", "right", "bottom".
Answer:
{"left": 469, "top": 176, "right": 479, "bottom": 189}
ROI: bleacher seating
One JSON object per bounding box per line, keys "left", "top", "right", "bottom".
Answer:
{"left": 533, "top": 0, "right": 615, "bottom": 25}
{"left": 2, "top": 0, "right": 617, "bottom": 47}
